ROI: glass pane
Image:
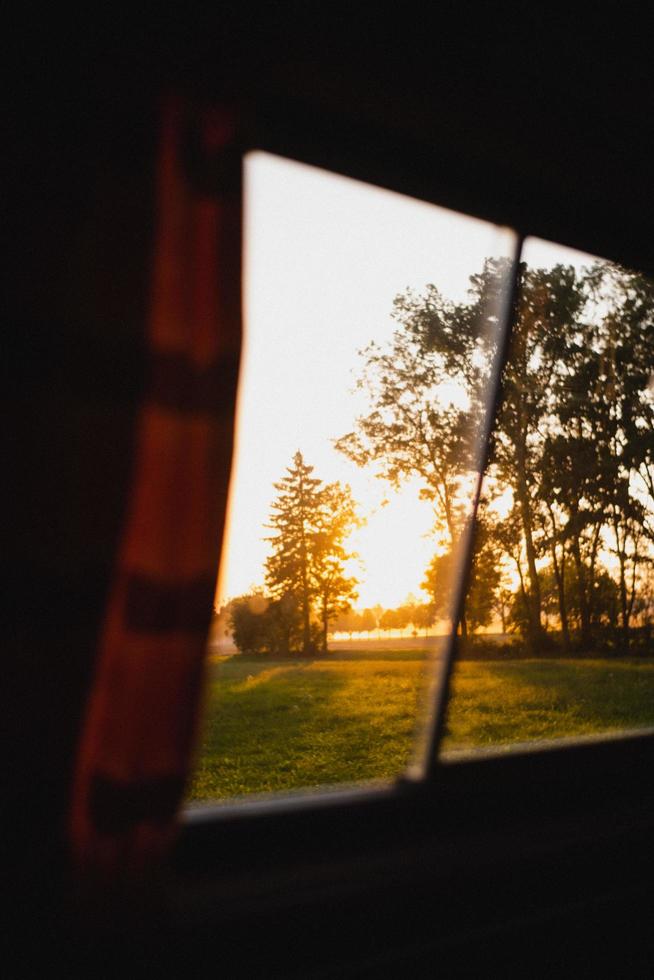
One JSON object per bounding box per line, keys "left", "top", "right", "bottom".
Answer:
{"left": 441, "top": 238, "right": 654, "bottom": 759}
{"left": 187, "top": 152, "right": 517, "bottom": 805}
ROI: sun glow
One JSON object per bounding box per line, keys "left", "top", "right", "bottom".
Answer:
{"left": 216, "top": 153, "right": 514, "bottom": 610}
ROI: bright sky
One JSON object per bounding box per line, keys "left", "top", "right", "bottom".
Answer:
{"left": 215, "top": 152, "right": 596, "bottom": 610}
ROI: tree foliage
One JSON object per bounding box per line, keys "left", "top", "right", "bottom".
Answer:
{"left": 421, "top": 511, "right": 501, "bottom": 635}
{"left": 340, "top": 255, "right": 654, "bottom": 653}
{"left": 229, "top": 593, "right": 303, "bottom": 656}
{"left": 335, "top": 271, "right": 500, "bottom": 548}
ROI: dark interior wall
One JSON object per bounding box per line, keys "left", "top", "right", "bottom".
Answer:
{"left": 13, "top": 9, "right": 654, "bottom": 261}
{"left": 5, "top": 34, "right": 156, "bottom": 875}
{"left": 213, "top": 8, "right": 654, "bottom": 274}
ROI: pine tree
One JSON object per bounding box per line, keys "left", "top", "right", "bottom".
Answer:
{"left": 264, "top": 452, "right": 360, "bottom": 655}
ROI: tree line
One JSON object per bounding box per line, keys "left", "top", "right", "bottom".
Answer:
{"left": 219, "top": 596, "right": 437, "bottom": 656}
{"left": 332, "top": 601, "right": 436, "bottom": 637}
{"left": 224, "top": 257, "right": 653, "bottom": 657}
{"left": 337, "top": 257, "right": 654, "bottom": 654}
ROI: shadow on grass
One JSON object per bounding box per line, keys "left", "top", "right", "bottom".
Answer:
{"left": 191, "top": 652, "right": 424, "bottom": 801}
{"left": 326, "top": 648, "right": 430, "bottom": 662}
{"left": 208, "top": 648, "right": 432, "bottom": 667}
{"left": 443, "top": 659, "right": 654, "bottom": 750}
{"left": 192, "top": 655, "right": 654, "bottom": 801}
{"left": 495, "top": 659, "right": 654, "bottom": 728}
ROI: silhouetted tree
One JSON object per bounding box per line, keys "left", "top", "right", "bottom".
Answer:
{"left": 336, "top": 259, "right": 509, "bottom": 628}
{"left": 339, "top": 257, "right": 654, "bottom": 655}
{"left": 422, "top": 512, "right": 501, "bottom": 635}
{"left": 359, "top": 608, "right": 377, "bottom": 636}
{"left": 265, "top": 452, "right": 360, "bottom": 654}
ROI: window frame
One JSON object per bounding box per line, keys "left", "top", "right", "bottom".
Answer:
{"left": 174, "top": 110, "right": 654, "bottom": 931}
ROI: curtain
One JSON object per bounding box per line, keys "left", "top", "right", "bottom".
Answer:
{"left": 69, "top": 97, "right": 242, "bottom": 878}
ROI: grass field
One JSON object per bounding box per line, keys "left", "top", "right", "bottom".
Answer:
{"left": 187, "top": 650, "right": 654, "bottom": 803}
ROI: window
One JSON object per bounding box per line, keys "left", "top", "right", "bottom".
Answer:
{"left": 187, "top": 152, "right": 517, "bottom": 806}
{"left": 442, "top": 237, "right": 654, "bottom": 759}
{"left": 186, "top": 158, "right": 654, "bottom": 812}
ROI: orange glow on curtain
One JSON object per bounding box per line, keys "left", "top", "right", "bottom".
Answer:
{"left": 69, "top": 97, "right": 242, "bottom": 876}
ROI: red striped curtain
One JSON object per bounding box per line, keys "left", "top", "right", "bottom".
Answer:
{"left": 69, "top": 97, "right": 242, "bottom": 877}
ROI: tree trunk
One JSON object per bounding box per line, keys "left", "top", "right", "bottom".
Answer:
{"left": 301, "top": 595, "right": 311, "bottom": 655}
{"left": 571, "top": 532, "right": 592, "bottom": 649}
{"left": 619, "top": 559, "right": 629, "bottom": 653}
{"left": 515, "top": 470, "right": 543, "bottom": 650}
{"left": 551, "top": 547, "right": 570, "bottom": 654}
{"left": 614, "top": 520, "right": 630, "bottom": 653}
{"left": 322, "top": 609, "right": 329, "bottom": 654}
{"left": 512, "top": 388, "right": 544, "bottom": 651}
{"left": 587, "top": 523, "right": 601, "bottom": 631}
{"left": 546, "top": 504, "right": 570, "bottom": 654}
{"left": 514, "top": 553, "right": 531, "bottom": 636}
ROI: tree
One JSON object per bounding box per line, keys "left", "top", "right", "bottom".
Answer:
{"left": 490, "top": 262, "right": 589, "bottom": 649}
{"left": 359, "top": 608, "right": 377, "bottom": 636}
{"left": 265, "top": 452, "right": 360, "bottom": 654}
{"left": 332, "top": 608, "right": 362, "bottom": 638}
{"left": 412, "top": 602, "right": 436, "bottom": 637}
{"left": 421, "top": 551, "right": 456, "bottom": 628}
{"left": 338, "top": 256, "right": 654, "bottom": 655}
{"left": 229, "top": 593, "right": 272, "bottom": 655}
{"left": 483, "top": 259, "right": 654, "bottom": 652}
{"left": 421, "top": 512, "right": 501, "bottom": 635}
{"left": 229, "top": 592, "right": 303, "bottom": 656}
{"left": 465, "top": 514, "right": 503, "bottom": 633}
{"left": 335, "top": 261, "right": 507, "bottom": 628}
{"left": 531, "top": 262, "right": 654, "bottom": 651}
{"left": 379, "top": 608, "right": 396, "bottom": 633}
{"left": 492, "top": 586, "right": 514, "bottom": 636}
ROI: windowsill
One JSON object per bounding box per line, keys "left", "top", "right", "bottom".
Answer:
{"left": 171, "top": 729, "right": 654, "bottom": 963}
{"left": 182, "top": 724, "right": 654, "bottom": 829}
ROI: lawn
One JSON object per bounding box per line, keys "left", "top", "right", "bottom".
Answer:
{"left": 187, "top": 650, "right": 654, "bottom": 803}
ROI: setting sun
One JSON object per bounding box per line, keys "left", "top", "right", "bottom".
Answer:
{"left": 216, "top": 152, "right": 514, "bottom": 610}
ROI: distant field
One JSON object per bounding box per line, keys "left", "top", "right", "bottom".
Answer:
{"left": 187, "top": 650, "right": 654, "bottom": 803}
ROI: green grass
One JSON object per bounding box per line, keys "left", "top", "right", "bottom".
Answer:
{"left": 187, "top": 651, "right": 654, "bottom": 802}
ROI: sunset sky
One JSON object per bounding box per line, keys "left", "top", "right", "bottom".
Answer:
{"left": 215, "top": 152, "right": 595, "bottom": 610}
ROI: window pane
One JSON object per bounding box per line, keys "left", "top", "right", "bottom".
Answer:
{"left": 441, "top": 238, "right": 654, "bottom": 759}
{"left": 187, "top": 152, "right": 517, "bottom": 804}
